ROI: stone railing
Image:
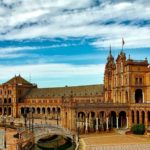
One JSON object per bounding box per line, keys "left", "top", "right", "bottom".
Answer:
{"left": 76, "top": 103, "right": 129, "bottom": 108}
{"left": 130, "top": 103, "right": 150, "bottom": 107}
{"left": 16, "top": 129, "right": 34, "bottom": 150}
{"left": 33, "top": 124, "right": 73, "bottom": 142}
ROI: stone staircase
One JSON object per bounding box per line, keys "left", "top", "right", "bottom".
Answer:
{"left": 78, "top": 139, "right": 86, "bottom": 150}
{"left": 115, "top": 128, "right": 130, "bottom": 135}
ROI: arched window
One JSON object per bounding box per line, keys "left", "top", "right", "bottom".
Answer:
{"left": 4, "top": 98, "right": 7, "bottom": 103}
{"left": 42, "top": 108, "right": 45, "bottom": 114}
{"left": 119, "top": 111, "right": 126, "bottom": 128}
{"left": 32, "top": 107, "right": 35, "bottom": 114}
{"left": 37, "top": 108, "right": 40, "bottom": 114}
{"left": 47, "top": 108, "right": 51, "bottom": 114}
{"left": 0, "top": 107, "right": 2, "bottom": 115}
{"left": 8, "top": 98, "right": 11, "bottom": 103}
{"left": 18, "top": 98, "right": 22, "bottom": 103}
{"left": 8, "top": 107, "right": 11, "bottom": 115}
{"left": 135, "top": 89, "right": 143, "bottom": 103}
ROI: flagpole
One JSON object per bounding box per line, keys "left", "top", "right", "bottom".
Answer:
{"left": 122, "top": 38, "right": 125, "bottom": 52}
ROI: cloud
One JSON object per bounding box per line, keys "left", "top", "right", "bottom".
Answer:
{"left": 0, "top": 63, "right": 105, "bottom": 87}
{"left": 0, "top": 63, "right": 104, "bottom": 77}
{"left": 0, "top": 53, "right": 28, "bottom": 58}
{"left": 0, "top": 43, "right": 81, "bottom": 55}
{"left": 0, "top": 0, "right": 150, "bottom": 87}
{"left": 0, "top": 0, "right": 150, "bottom": 48}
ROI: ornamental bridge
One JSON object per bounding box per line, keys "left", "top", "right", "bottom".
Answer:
{"left": 17, "top": 124, "right": 76, "bottom": 150}
{"left": 33, "top": 124, "right": 74, "bottom": 142}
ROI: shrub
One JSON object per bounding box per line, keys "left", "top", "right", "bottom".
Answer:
{"left": 131, "top": 124, "right": 145, "bottom": 135}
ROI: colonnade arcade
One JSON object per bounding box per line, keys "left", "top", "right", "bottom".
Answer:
{"left": 20, "top": 107, "right": 61, "bottom": 119}
{"left": 131, "top": 110, "right": 150, "bottom": 127}
{"left": 76, "top": 110, "right": 150, "bottom": 133}
{"left": 0, "top": 107, "right": 12, "bottom": 116}
{"left": 76, "top": 110, "right": 128, "bottom": 133}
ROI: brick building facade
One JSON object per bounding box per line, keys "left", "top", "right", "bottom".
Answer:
{"left": 0, "top": 50, "right": 150, "bottom": 132}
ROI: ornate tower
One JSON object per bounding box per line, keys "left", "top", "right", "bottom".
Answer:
{"left": 115, "top": 50, "right": 127, "bottom": 103}
{"left": 104, "top": 46, "right": 115, "bottom": 102}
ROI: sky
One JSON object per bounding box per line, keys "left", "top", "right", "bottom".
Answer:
{"left": 0, "top": 0, "right": 150, "bottom": 87}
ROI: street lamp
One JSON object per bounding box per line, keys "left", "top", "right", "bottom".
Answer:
{"left": 75, "top": 110, "right": 79, "bottom": 142}
{"left": 56, "top": 107, "right": 59, "bottom": 127}
{"left": 45, "top": 115, "right": 47, "bottom": 124}
{"left": 26, "top": 108, "right": 34, "bottom": 133}
{"left": 23, "top": 108, "right": 27, "bottom": 128}
{"left": 31, "top": 108, "right": 34, "bottom": 133}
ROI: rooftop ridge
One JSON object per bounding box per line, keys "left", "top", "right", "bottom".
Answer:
{"left": 3, "top": 75, "right": 33, "bottom": 85}
{"left": 37, "top": 84, "right": 103, "bottom": 89}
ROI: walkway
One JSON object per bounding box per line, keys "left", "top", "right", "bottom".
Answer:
{"left": 0, "top": 128, "right": 17, "bottom": 150}
{"left": 0, "top": 130, "right": 4, "bottom": 149}
{"left": 86, "top": 144, "right": 150, "bottom": 150}
{"left": 79, "top": 133, "right": 150, "bottom": 150}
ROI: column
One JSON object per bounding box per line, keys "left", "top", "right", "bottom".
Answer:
{"left": 45, "top": 108, "right": 47, "bottom": 115}
{"left": 142, "top": 92, "right": 144, "bottom": 103}
{"left": 133, "top": 92, "right": 135, "bottom": 103}
{"left": 139, "top": 111, "right": 141, "bottom": 124}
{"left": 106, "top": 117, "right": 109, "bottom": 130}
{"left": 116, "top": 117, "right": 119, "bottom": 129}
{"left": 55, "top": 109, "right": 57, "bottom": 119}
{"left": 128, "top": 112, "right": 132, "bottom": 128}
{"left": 85, "top": 118, "right": 88, "bottom": 133}
{"left": 80, "top": 113, "right": 82, "bottom": 121}
{"left": 2, "top": 108, "right": 4, "bottom": 115}
{"left": 88, "top": 113, "right": 91, "bottom": 130}
{"left": 126, "top": 116, "right": 128, "bottom": 128}
{"left": 135, "top": 111, "right": 137, "bottom": 124}
{"left": 96, "top": 117, "right": 99, "bottom": 132}
{"left": 145, "top": 111, "right": 148, "bottom": 128}
{"left": 79, "top": 114, "right": 82, "bottom": 128}
{"left": 19, "top": 108, "right": 21, "bottom": 117}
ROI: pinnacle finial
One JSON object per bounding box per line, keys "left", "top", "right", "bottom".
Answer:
{"left": 129, "top": 54, "right": 130, "bottom": 59}
{"left": 109, "top": 44, "right": 111, "bottom": 55}
{"left": 122, "top": 38, "right": 125, "bottom": 52}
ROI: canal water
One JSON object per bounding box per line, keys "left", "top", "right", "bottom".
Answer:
{"left": 32, "top": 135, "right": 76, "bottom": 150}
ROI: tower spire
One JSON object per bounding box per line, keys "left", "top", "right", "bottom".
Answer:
{"left": 122, "top": 38, "right": 125, "bottom": 52}
{"left": 109, "top": 44, "right": 112, "bottom": 56}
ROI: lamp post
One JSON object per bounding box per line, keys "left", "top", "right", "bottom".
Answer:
{"left": 27, "top": 108, "right": 34, "bottom": 133}
{"left": 56, "top": 107, "right": 59, "bottom": 127}
{"left": 28, "top": 109, "right": 31, "bottom": 130}
{"left": 75, "top": 109, "right": 79, "bottom": 142}
{"left": 23, "top": 108, "right": 27, "bottom": 128}
{"left": 45, "top": 115, "right": 47, "bottom": 124}
{"left": 31, "top": 108, "right": 34, "bottom": 133}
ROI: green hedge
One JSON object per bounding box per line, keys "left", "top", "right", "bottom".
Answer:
{"left": 131, "top": 124, "right": 145, "bottom": 135}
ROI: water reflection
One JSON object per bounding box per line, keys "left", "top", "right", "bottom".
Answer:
{"left": 33, "top": 135, "right": 76, "bottom": 150}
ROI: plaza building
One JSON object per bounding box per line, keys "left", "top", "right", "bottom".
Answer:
{"left": 0, "top": 50, "right": 150, "bottom": 133}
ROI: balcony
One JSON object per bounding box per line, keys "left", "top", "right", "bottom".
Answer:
{"left": 75, "top": 102, "right": 129, "bottom": 109}
{"left": 0, "top": 103, "right": 12, "bottom": 106}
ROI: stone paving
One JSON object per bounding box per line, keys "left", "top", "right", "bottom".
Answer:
{"left": 86, "top": 144, "right": 150, "bottom": 150}
{"left": 79, "top": 133, "right": 150, "bottom": 150}
{"left": 0, "top": 130, "right": 4, "bottom": 149}
{"left": 5, "top": 128, "right": 17, "bottom": 150}
{"left": 0, "top": 128, "right": 17, "bottom": 150}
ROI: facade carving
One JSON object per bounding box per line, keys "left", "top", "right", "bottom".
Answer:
{"left": 0, "top": 50, "right": 150, "bottom": 133}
